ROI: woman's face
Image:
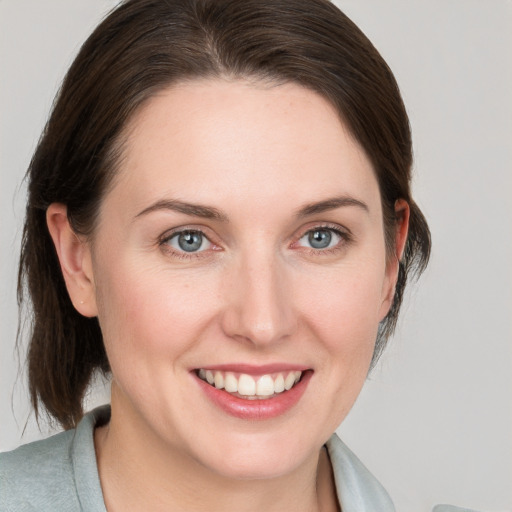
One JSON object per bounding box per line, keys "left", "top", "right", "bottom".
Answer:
{"left": 84, "top": 79, "right": 399, "bottom": 479}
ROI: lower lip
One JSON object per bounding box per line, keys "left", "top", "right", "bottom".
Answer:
{"left": 194, "top": 371, "right": 312, "bottom": 420}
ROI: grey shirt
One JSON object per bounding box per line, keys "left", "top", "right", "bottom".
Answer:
{"left": 0, "top": 406, "right": 476, "bottom": 512}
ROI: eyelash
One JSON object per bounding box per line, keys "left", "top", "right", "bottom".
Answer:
{"left": 158, "top": 224, "right": 352, "bottom": 261}
{"left": 294, "top": 224, "right": 352, "bottom": 257}
{"left": 158, "top": 228, "right": 216, "bottom": 261}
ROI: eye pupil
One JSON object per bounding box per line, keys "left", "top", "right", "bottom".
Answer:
{"left": 309, "top": 229, "right": 332, "bottom": 249}
{"left": 178, "top": 231, "right": 203, "bottom": 252}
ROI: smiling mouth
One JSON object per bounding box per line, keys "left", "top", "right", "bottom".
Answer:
{"left": 196, "top": 369, "right": 304, "bottom": 400}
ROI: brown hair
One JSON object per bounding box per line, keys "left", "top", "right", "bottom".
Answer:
{"left": 19, "top": 0, "right": 431, "bottom": 429}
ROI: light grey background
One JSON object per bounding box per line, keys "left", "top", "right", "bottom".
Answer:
{"left": 1, "top": 1, "right": 511, "bottom": 511}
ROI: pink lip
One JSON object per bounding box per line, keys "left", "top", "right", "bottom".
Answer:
{"left": 193, "top": 369, "right": 313, "bottom": 420}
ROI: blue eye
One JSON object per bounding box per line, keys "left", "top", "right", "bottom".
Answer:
{"left": 166, "top": 230, "right": 211, "bottom": 253}
{"left": 298, "top": 228, "right": 343, "bottom": 250}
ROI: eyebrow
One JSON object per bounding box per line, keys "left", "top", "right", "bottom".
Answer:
{"left": 295, "top": 196, "right": 369, "bottom": 217}
{"left": 135, "top": 195, "right": 368, "bottom": 222}
{"left": 135, "top": 199, "right": 229, "bottom": 222}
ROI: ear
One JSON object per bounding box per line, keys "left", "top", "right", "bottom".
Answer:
{"left": 379, "top": 199, "right": 410, "bottom": 320}
{"left": 46, "top": 203, "right": 98, "bottom": 317}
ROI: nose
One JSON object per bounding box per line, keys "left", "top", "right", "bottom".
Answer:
{"left": 220, "top": 249, "right": 297, "bottom": 347}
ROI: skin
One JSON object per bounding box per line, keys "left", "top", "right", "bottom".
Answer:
{"left": 47, "top": 79, "right": 409, "bottom": 512}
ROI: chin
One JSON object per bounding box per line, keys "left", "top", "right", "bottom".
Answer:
{"left": 203, "top": 452, "right": 303, "bottom": 481}
{"left": 188, "top": 428, "right": 321, "bottom": 481}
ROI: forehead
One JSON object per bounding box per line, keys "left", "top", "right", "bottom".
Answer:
{"left": 105, "top": 79, "right": 380, "bottom": 220}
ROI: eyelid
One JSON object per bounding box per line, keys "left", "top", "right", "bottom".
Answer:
{"left": 157, "top": 222, "right": 352, "bottom": 260}
{"left": 166, "top": 230, "right": 212, "bottom": 251}
{"left": 294, "top": 222, "right": 351, "bottom": 241}
{"left": 158, "top": 225, "right": 221, "bottom": 259}
{"left": 290, "top": 222, "right": 353, "bottom": 251}
{"left": 159, "top": 225, "right": 216, "bottom": 244}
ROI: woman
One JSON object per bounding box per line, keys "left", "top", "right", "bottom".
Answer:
{"left": 1, "top": 0, "right": 433, "bottom": 510}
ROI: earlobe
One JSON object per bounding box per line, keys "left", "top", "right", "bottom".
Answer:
{"left": 379, "top": 199, "right": 410, "bottom": 320}
{"left": 46, "top": 203, "right": 98, "bottom": 317}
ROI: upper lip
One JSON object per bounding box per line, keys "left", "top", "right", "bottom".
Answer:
{"left": 192, "top": 363, "right": 311, "bottom": 376}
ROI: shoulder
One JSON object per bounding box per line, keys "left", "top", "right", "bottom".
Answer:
{"left": 326, "top": 433, "right": 395, "bottom": 512}
{"left": 0, "top": 429, "right": 79, "bottom": 511}
{"left": 326, "top": 435, "right": 487, "bottom": 512}
{"left": 0, "top": 406, "right": 110, "bottom": 512}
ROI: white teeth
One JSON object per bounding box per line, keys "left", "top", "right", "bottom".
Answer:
{"left": 214, "top": 371, "right": 224, "bottom": 389}
{"left": 284, "top": 372, "right": 296, "bottom": 390}
{"left": 224, "top": 372, "right": 238, "bottom": 393}
{"left": 274, "top": 374, "right": 285, "bottom": 393}
{"left": 256, "top": 375, "right": 275, "bottom": 396}
{"left": 238, "top": 374, "right": 256, "bottom": 395}
{"left": 198, "top": 369, "right": 304, "bottom": 397}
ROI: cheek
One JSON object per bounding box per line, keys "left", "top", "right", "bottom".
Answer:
{"left": 288, "top": 262, "right": 385, "bottom": 426}
{"left": 297, "top": 262, "right": 383, "bottom": 384}
{"left": 297, "top": 263, "right": 385, "bottom": 347}
{"left": 93, "top": 257, "right": 220, "bottom": 370}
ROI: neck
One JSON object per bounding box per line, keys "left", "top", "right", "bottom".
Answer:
{"left": 94, "top": 394, "right": 339, "bottom": 512}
